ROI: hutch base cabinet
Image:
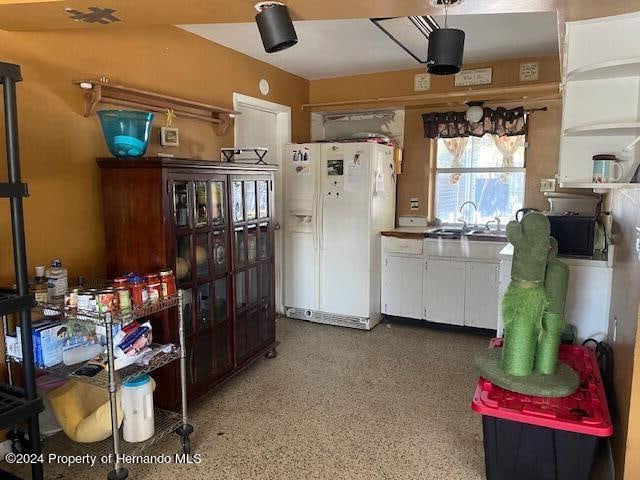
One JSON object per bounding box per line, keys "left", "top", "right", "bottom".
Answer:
{"left": 98, "top": 157, "right": 277, "bottom": 409}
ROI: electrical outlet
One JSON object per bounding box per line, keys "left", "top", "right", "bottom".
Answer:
{"left": 540, "top": 178, "right": 556, "bottom": 192}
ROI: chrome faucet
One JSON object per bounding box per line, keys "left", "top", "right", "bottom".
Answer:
{"left": 485, "top": 217, "right": 501, "bottom": 232}
{"left": 459, "top": 201, "right": 479, "bottom": 230}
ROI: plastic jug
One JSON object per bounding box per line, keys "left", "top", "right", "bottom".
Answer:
{"left": 46, "top": 259, "right": 68, "bottom": 304}
{"left": 121, "top": 374, "right": 155, "bottom": 442}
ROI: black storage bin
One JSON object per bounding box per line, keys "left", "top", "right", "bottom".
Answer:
{"left": 482, "top": 417, "right": 599, "bottom": 480}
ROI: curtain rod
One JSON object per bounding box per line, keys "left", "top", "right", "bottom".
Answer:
{"left": 525, "top": 106, "right": 547, "bottom": 114}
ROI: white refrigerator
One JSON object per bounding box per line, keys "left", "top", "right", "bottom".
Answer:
{"left": 283, "top": 142, "right": 396, "bottom": 330}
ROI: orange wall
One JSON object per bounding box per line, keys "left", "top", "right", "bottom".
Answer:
{"left": 310, "top": 56, "right": 562, "bottom": 217}
{"left": 0, "top": 25, "right": 309, "bottom": 285}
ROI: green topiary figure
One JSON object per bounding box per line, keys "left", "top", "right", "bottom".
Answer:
{"left": 535, "top": 237, "right": 569, "bottom": 374}
{"left": 501, "top": 212, "right": 550, "bottom": 376}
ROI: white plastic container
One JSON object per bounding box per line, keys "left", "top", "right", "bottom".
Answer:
{"left": 46, "top": 259, "right": 68, "bottom": 304}
{"left": 121, "top": 374, "right": 155, "bottom": 443}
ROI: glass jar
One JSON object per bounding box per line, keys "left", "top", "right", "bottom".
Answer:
{"left": 29, "top": 283, "right": 48, "bottom": 304}
{"left": 158, "top": 269, "right": 177, "bottom": 298}
{"left": 145, "top": 273, "right": 162, "bottom": 304}
{"left": 130, "top": 276, "right": 148, "bottom": 308}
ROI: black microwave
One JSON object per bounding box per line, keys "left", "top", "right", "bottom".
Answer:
{"left": 546, "top": 214, "right": 596, "bottom": 257}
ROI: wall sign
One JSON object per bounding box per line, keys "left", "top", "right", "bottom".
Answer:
{"left": 454, "top": 68, "right": 493, "bottom": 87}
{"left": 519, "top": 62, "right": 540, "bottom": 81}
{"left": 414, "top": 73, "right": 431, "bottom": 91}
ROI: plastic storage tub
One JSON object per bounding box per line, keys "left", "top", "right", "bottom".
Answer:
{"left": 471, "top": 339, "right": 612, "bottom": 480}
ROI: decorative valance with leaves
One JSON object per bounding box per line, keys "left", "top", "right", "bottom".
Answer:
{"left": 422, "top": 106, "right": 527, "bottom": 139}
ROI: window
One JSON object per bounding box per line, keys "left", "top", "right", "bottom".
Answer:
{"left": 434, "top": 134, "right": 525, "bottom": 227}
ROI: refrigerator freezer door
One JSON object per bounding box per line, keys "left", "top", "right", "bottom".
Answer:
{"left": 283, "top": 144, "right": 321, "bottom": 311}
{"left": 319, "top": 143, "right": 373, "bottom": 318}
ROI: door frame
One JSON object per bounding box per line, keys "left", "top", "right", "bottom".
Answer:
{"left": 233, "top": 93, "right": 291, "bottom": 314}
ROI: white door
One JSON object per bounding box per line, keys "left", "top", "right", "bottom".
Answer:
{"left": 319, "top": 143, "right": 372, "bottom": 317}
{"left": 423, "top": 258, "right": 465, "bottom": 325}
{"left": 464, "top": 262, "right": 500, "bottom": 330}
{"left": 382, "top": 255, "right": 423, "bottom": 319}
{"left": 233, "top": 94, "right": 291, "bottom": 313}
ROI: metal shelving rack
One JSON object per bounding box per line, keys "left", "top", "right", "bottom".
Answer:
{"left": 6, "top": 290, "right": 193, "bottom": 480}
{"left": 0, "top": 62, "right": 44, "bottom": 480}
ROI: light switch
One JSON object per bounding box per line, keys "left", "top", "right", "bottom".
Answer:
{"left": 540, "top": 178, "right": 556, "bottom": 192}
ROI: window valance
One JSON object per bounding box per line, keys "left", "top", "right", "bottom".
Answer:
{"left": 422, "top": 106, "right": 527, "bottom": 139}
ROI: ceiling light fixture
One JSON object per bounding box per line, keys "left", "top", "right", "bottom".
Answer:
{"left": 255, "top": 2, "right": 298, "bottom": 53}
{"left": 465, "top": 102, "right": 484, "bottom": 123}
{"left": 370, "top": 15, "right": 440, "bottom": 64}
{"left": 427, "top": 0, "right": 465, "bottom": 75}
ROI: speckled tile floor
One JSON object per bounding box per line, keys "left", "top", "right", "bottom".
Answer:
{"left": 4, "top": 317, "right": 489, "bottom": 480}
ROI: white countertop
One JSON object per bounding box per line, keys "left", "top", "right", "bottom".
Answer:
{"left": 498, "top": 243, "right": 612, "bottom": 267}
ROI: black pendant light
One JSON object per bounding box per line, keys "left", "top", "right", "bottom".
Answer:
{"left": 427, "top": 0, "right": 465, "bottom": 75}
{"left": 255, "top": 2, "right": 298, "bottom": 53}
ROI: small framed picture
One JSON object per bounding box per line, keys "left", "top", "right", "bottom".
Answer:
{"left": 160, "top": 127, "right": 179, "bottom": 147}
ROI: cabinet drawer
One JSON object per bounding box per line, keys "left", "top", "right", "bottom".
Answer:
{"left": 384, "top": 237, "right": 423, "bottom": 255}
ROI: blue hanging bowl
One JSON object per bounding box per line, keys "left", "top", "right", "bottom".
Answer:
{"left": 97, "top": 110, "right": 154, "bottom": 158}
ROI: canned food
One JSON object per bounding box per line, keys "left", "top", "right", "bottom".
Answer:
{"left": 97, "top": 288, "right": 117, "bottom": 313}
{"left": 77, "top": 289, "right": 97, "bottom": 312}
{"left": 158, "top": 269, "right": 176, "bottom": 298}
{"left": 116, "top": 286, "right": 131, "bottom": 311}
{"left": 113, "top": 276, "right": 128, "bottom": 288}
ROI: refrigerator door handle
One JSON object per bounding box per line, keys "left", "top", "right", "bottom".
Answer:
{"left": 318, "top": 168, "right": 325, "bottom": 252}
{"left": 312, "top": 184, "right": 319, "bottom": 250}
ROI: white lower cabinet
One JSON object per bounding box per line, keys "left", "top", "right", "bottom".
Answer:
{"left": 381, "top": 255, "right": 423, "bottom": 319}
{"left": 464, "top": 262, "right": 500, "bottom": 329}
{"left": 423, "top": 258, "right": 465, "bottom": 325}
{"left": 381, "top": 237, "right": 502, "bottom": 329}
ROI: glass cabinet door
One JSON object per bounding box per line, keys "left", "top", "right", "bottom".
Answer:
{"left": 170, "top": 173, "right": 232, "bottom": 389}
{"left": 231, "top": 175, "right": 273, "bottom": 362}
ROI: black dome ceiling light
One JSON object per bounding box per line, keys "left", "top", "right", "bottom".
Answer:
{"left": 427, "top": 0, "right": 465, "bottom": 75}
{"left": 255, "top": 2, "right": 298, "bottom": 53}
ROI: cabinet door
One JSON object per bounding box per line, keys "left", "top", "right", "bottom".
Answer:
{"left": 381, "top": 255, "right": 423, "bottom": 319}
{"left": 170, "top": 173, "right": 233, "bottom": 389}
{"left": 423, "top": 259, "right": 465, "bottom": 325}
{"left": 464, "top": 262, "right": 500, "bottom": 330}
{"left": 231, "top": 175, "right": 275, "bottom": 364}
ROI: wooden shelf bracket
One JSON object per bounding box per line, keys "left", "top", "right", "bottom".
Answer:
{"left": 74, "top": 77, "right": 240, "bottom": 136}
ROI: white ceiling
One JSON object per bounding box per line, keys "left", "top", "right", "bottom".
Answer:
{"left": 179, "top": 12, "right": 559, "bottom": 80}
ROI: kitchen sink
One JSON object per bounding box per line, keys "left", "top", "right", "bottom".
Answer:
{"left": 426, "top": 228, "right": 464, "bottom": 239}
{"left": 426, "top": 227, "right": 507, "bottom": 242}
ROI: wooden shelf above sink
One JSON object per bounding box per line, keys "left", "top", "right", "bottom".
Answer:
{"left": 72, "top": 77, "right": 240, "bottom": 136}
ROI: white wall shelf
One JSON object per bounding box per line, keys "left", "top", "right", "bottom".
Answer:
{"left": 559, "top": 13, "right": 640, "bottom": 186}
{"left": 563, "top": 122, "right": 640, "bottom": 137}
{"left": 567, "top": 58, "right": 640, "bottom": 81}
